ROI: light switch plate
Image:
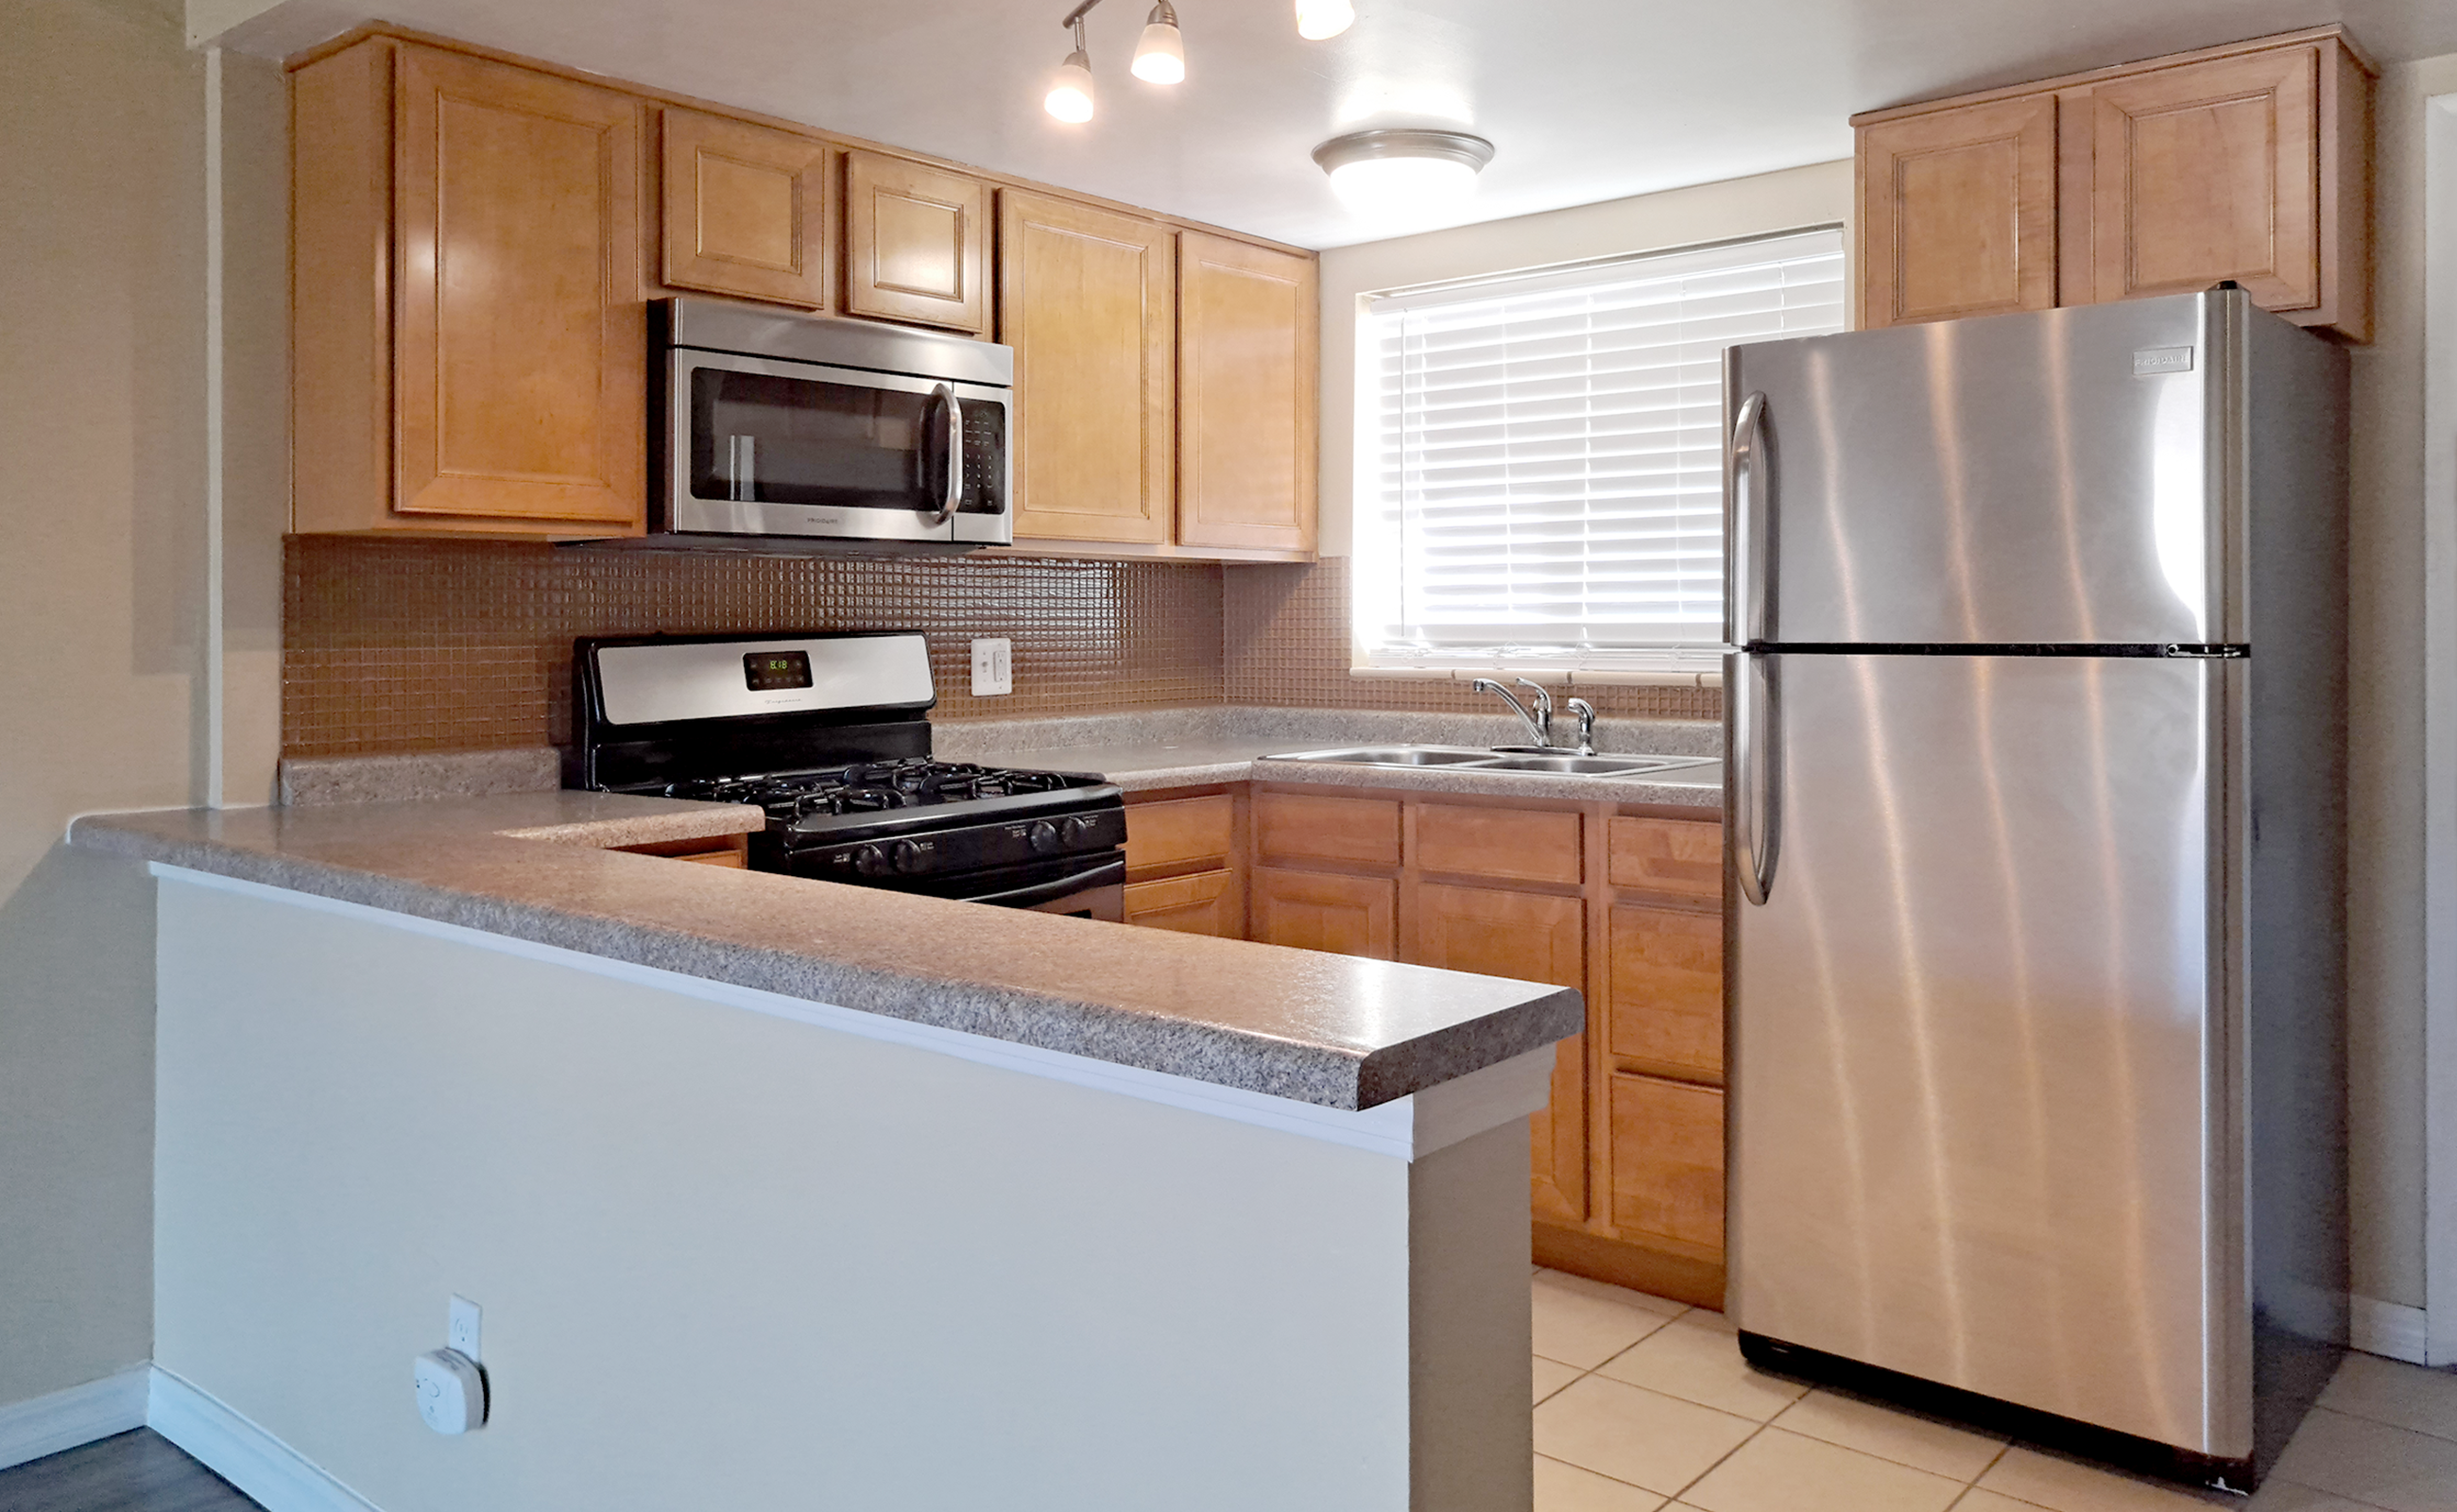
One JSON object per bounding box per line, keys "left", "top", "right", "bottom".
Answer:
{"left": 971, "top": 638, "right": 1012, "bottom": 696}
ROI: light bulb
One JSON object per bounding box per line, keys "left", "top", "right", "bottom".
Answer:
{"left": 1295, "top": 0, "right": 1354, "bottom": 40}
{"left": 1044, "top": 48, "right": 1095, "bottom": 122}
{"left": 1327, "top": 156, "right": 1477, "bottom": 216}
{"left": 1132, "top": 8, "right": 1185, "bottom": 84}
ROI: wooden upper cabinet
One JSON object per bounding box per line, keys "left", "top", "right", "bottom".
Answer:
{"left": 1854, "top": 26, "right": 2373, "bottom": 341}
{"left": 1177, "top": 232, "right": 1318, "bottom": 554}
{"left": 1859, "top": 94, "right": 2060, "bottom": 328}
{"left": 658, "top": 109, "right": 833, "bottom": 309}
{"left": 390, "top": 43, "right": 644, "bottom": 528}
{"left": 999, "top": 190, "right": 1176, "bottom": 544}
{"left": 2069, "top": 47, "right": 2324, "bottom": 316}
{"left": 843, "top": 150, "right": 988, "bottom": 334}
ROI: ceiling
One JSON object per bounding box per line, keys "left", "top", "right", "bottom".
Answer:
{"left": 210, "top": 0, "right": 2457, "bottom": 249}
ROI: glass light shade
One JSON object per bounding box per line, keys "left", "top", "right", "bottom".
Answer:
{"left": 1044, "top": 51, "right": 1095, "bottom": 122}
{"left": 1327, "top": 154, "right": 1476, "bottom": 215}
{"left": 1131, "top": 21, "right": 1185, "bottom": 83}
{"left": 1295, "top": 0, "right": 1354, "bottom": 40}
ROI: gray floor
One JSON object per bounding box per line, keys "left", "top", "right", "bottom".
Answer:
{"left": 0, "top": 1431, "right": 259, "bottom": 1512}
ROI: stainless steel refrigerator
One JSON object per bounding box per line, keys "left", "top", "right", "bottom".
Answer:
{"left": 1721, "top": 286, "right": 2348, "bottom": 1491}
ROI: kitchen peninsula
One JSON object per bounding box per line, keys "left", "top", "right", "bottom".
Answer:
{"left": 70, "top": 790, "right": 1579, "bottom": 1511}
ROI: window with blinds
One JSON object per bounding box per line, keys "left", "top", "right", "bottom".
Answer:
{"left": 1352, "top": 227, "right": 1845, "bottom": 676}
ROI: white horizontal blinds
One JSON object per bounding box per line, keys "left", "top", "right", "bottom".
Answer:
{"left": 1360, "top": 228, "right": 1844, "bottom": 670}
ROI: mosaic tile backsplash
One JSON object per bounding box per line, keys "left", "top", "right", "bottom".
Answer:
{"left": 283, "top": 539, "right": 1226, "bottom": 757}
{"left": 284, "top": 541, "right": 1719, "bottom": 757}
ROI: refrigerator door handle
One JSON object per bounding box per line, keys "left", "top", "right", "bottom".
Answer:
{"left": 1727, "top": 389, "right": 1770, "bottom": 645}
{"left": 1731, "top": 651, "right": 1781, "bottom": 906}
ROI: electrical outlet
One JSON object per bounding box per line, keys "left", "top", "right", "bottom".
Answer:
{"left": 448, "top": 1295, "right": 482, "bottom": 1362}
{"left": 971, "top": 638, "right": 1013, "bottom": 696}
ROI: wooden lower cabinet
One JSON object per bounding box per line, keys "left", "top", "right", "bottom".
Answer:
{"left": 1250, "top": 868, "right": 1398, "bottom": 959}
{"left": 1608, "top": 1073, "right": 1726, "bottom": 1252}
{"left": 1125, "top": 870, "right": 1237, "bottom": 936}
{"left": 1607, "top": 903, "right": 1723, "bottom": 1080}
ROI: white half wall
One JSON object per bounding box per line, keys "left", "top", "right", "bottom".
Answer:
{"left": 152, "top": 870, "right": 1533, "bottom": 1511}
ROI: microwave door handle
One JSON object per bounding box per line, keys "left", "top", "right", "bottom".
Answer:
{"left": 927, "top": 383, "right": 961, "bottom": 526}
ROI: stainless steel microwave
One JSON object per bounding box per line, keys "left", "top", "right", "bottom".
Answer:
{"left": 651, "top": 297, "right": 1013, "bottom": 551}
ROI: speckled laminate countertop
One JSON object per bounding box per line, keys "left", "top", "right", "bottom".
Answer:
{"left": 70, "top": 792, "right": 1581, "bottom": 1111}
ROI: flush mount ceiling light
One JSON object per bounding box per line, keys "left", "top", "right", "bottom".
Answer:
{"left": 1312, "top": 128, "right": 1495, "bottom": 216}
{"left": 1294, "top": 0, "right": 1354, "bottom": 40}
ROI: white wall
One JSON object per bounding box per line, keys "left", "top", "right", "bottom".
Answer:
{"left": 0, "top": 0, "right": 285, "bottom": 1414}
{"left": 1314, "top": 159, "right": 1855, "bottom": 556}
{"left": 2346, "top": 49, "right": 2457, "bottom": 1317}
{"left": 154, "top": 873, "right": 1529, "bottom": 1511}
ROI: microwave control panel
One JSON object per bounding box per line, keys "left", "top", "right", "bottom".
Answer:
{"left": 958, "top": 404, "right": 1006, "bottom": 516}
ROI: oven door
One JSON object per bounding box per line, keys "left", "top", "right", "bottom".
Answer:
{"left": 665, "top": 349, "right": 1012, "bottom": 546}
{"left": 965, "top": 856, "right": 1127, "bottom": 922}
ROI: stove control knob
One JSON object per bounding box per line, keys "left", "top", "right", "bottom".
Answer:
{"left": 1061, "top": 816, "right": 1099, "bottom": 846}
{"left": 851, "top": 845, "right": 889, "bottom": 877}
{"left": 1026, "top": 820, "right": 1060, "bottom": 854}
{"left": 892, "top": 840, "right": 929, "bottom": 874}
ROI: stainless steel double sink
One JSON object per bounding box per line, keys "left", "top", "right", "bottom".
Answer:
{"left": 1263, "top": 745, "right": 1715, "bottom": 778}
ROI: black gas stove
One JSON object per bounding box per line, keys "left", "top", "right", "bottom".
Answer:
{"left": 569, "top": 633, "right": 1127, "bottom": 918}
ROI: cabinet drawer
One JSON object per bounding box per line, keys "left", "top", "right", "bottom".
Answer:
{"left": 1125, "top": 869, "right": 1236, "bottom": 936}
{"left": 1609, "top": 1074, "right": 1725, "bottom": 1252}
{"left": 1125, "top": 794, "right": 1234, "bottom": 877}
{"left": 1608, "top": 816, "right": 1723, "bottom": 902}
{"left": 1607, "top": 905, "right": 1723, "bottom": 1079}
{"left": 1254, "top": 792, "right": 1400, "bottom": 870}
{"left": 1250, "top": 868, "right": 1397, "bottom": 959}
{"left": 1416, "top": 804, "right": 1581, "bottom": 885}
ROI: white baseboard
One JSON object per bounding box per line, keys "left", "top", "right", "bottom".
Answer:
{"left": 2351, "top": 1295, "right": 2431, "bottom": 1365}
{"left": 146, "top": 1367, "right": 379, "bottom": 1512}
{"left": 0, "top": 1366, "right": 149, "bottom": 1471}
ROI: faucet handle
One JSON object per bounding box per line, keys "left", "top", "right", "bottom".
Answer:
{"left": 1511, "top": 678, "right": 1554, "bottom": 717}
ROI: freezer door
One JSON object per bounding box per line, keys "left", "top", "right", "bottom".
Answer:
{"left": 1725, "top": 293, "right": 2230, "bottom": 647}
{"left": 1727, "top": 652, "right": 2247, "bottom": 1458}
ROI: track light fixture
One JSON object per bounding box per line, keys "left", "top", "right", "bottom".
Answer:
{"left": 1044, "top": 13, "right": 1096, "bottom": 122}
{"left": 1132, "top": 1, "right": 1185, "bottom": 83}
{"left": 1045, "top": 0, "right": 1185, "bottom": 122}
{"left": 1294, "top": 0, "right": 1354, "bottom": 40}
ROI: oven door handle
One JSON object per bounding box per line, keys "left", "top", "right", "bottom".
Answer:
{"left": 961, "top": 855, "right": 1125, "bottom": 909}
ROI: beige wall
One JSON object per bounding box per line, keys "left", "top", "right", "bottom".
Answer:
{"left": 2345, "top": 49, "right": 2457, "bottom": 1313}
{"left": 0, "top": 0, "right": 209, "bottom": 1407}
{"left": 1314, "top": 160, "right": 1855, "bottom": 557}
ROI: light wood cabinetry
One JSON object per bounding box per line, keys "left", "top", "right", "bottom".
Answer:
{"left": 1254, "top": 793, "right": 1401, "bottom": 870}
{"left": 1123, "top": 790, "right": 1244, "bottom": 938}
{"left": 1609, "top": 1074, "right": 1726, "bottom": 1254}
{"left": 1855, "top": 26, "right": 2373, "bottom": 341}
{"left": 1177, "top": 233, "right": 1319, "bottom": 555}
{"left": 295, "top": 37, "right": 646, "bottom": 535}
{"left": 998, "top": 191, "right": 1177, "bottom": 546}
{"left": 1858, "top": 95, "right": 2060, "bottom": 327}
{"left": 288, "top": 25, "right": 1316, "bottom": 548}
{"left": 1250, "top": 868, "right": 1399, "bottom": 959}
{"left": 658, "top": 109, "right": 833, "bottom": 309}
{"left": 843, "top": 150, "right": 988, "bottom": 334}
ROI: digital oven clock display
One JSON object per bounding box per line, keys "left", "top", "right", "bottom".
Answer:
{"left": 743, "top": 650, "right": 814, "bottom": 691}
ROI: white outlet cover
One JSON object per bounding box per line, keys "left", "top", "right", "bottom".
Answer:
{"left": 971, "top": 638, "right": 1012, "bottom": 696}
{"left": 448, "top": 1295, "right": 482, "bottom": 1361}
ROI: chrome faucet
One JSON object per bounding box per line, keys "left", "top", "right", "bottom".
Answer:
{"left": 1471, "top": 678, "right": 1556, "bottom": 748}
{"left": 1565, "top": 697, "right": 1597, "bottom": 756}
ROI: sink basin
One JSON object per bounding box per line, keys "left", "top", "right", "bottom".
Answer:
{"left": 1264, "top": 745, "right": 1711, "bottom": 778}
{"left": 1267, "top": 746, "right": 1502, "bottom": 766}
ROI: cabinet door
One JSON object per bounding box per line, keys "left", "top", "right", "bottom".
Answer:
{"left": 659, "top": 109, "right": 833, "bottom": 309}
{"left": 1250, "top": 868, "right": 1396, "bottom": 959}
{"left": 1177, "top": 232, "right": 1317, "bottom": 553}
{"left": 1609, "top": 1073, "right": 1725, "bottom": 1253}
{"left": 998, "top": 191, "right": 1176, "bottom": 543}
{"left": 1607, "top": 816, "right": 1723, "bottom": 902}
{"left": 1253, "top": 792, "right": 1400, "bottom": 870}
{"left": 1417, "top": 804, "right": 1582, "bottom": 887}
{"left": 2074, "top": 46, "right": 2318, "bottom": 315}
{"left": 393, "top": 45, "right": 644, "bottom": 524}
{"left": 1414, "top": 884, "right": 1588, "bottom": 1224}
{"left": 1607, "top": 904, "right": 1723, "bottom": 1081}
{"left": 1858, "top": 94, "right": 2059, "bottom": 328}
{"left": 844, "top": 150, "right": 987, "bottom": 334}
{"left": 1125, "top": 869, "right": 1238, "bottom": 936}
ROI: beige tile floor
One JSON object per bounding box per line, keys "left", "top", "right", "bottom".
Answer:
{"left": 1528, "top": 1268, "right": 2457, "bottom": 1512}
